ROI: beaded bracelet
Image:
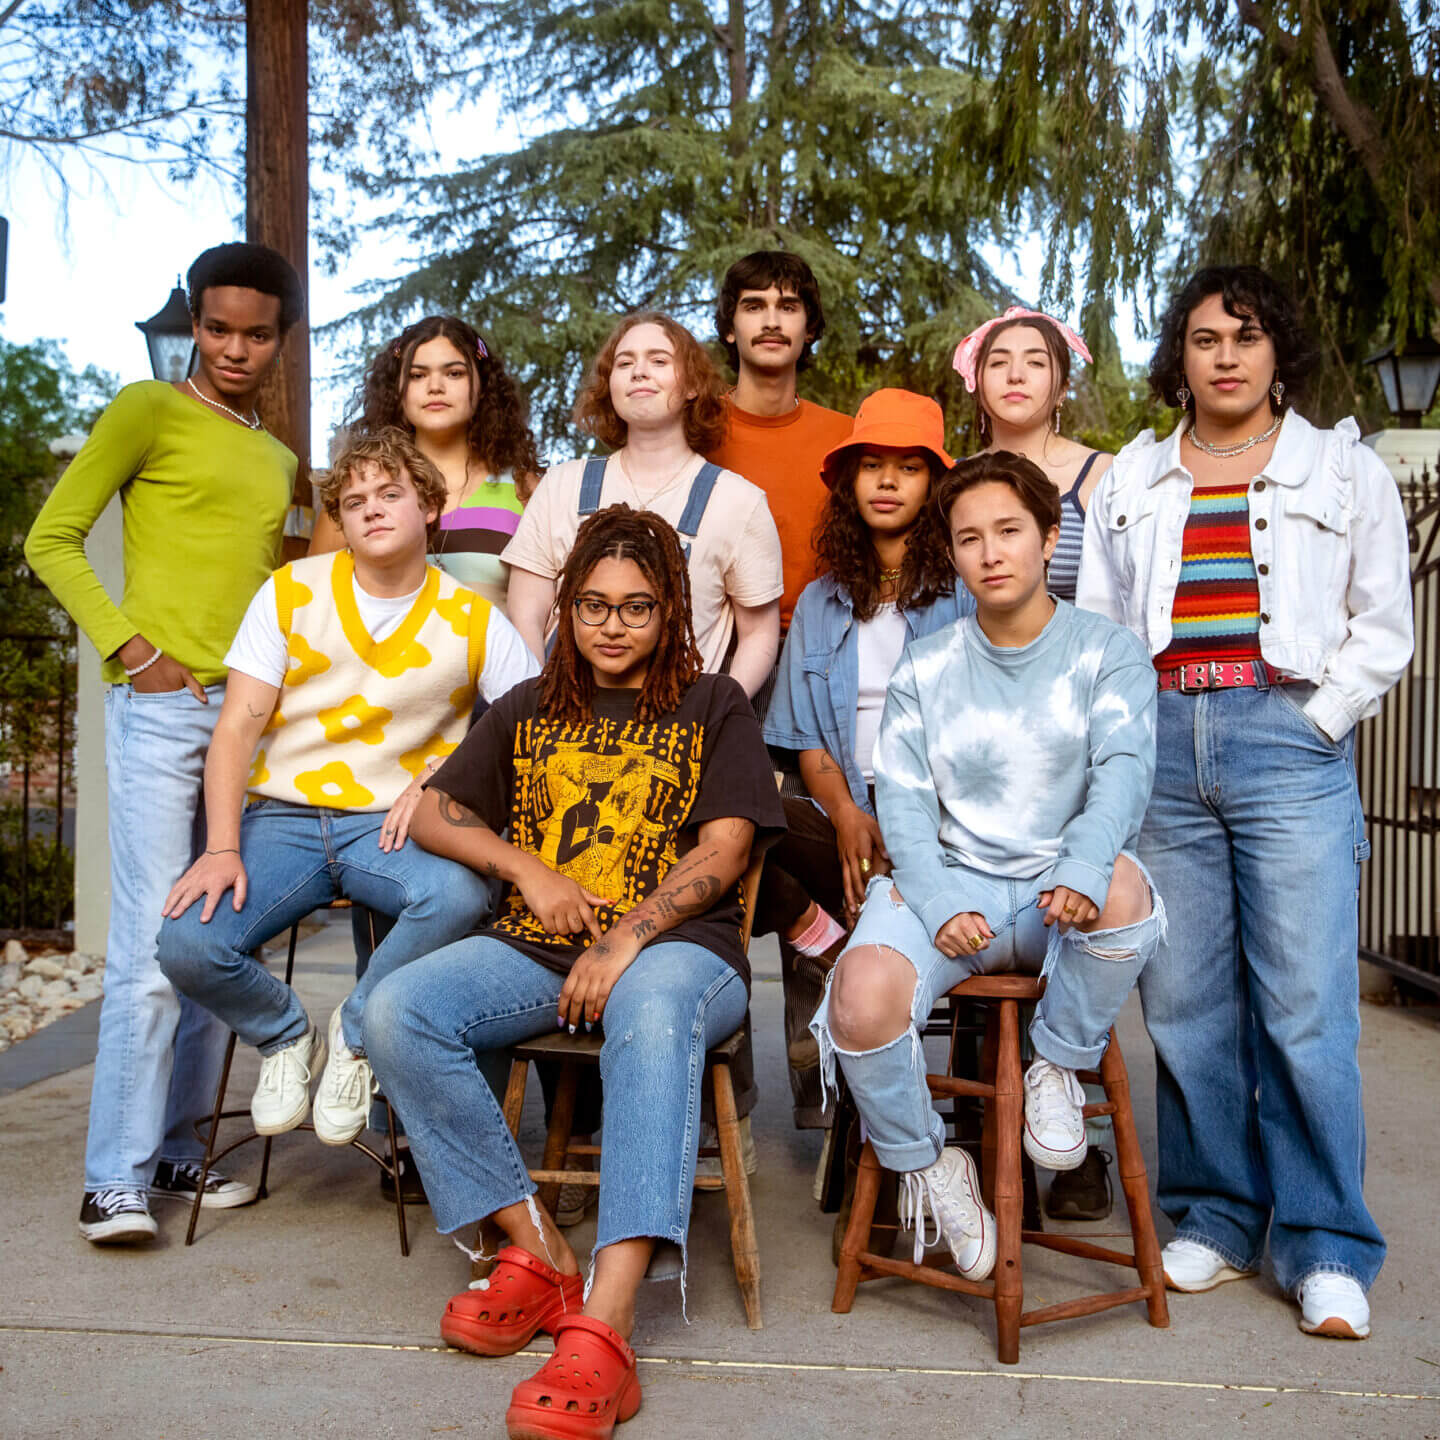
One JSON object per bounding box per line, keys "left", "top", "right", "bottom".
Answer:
{"left": 123, "top": 647, "right": 164, "bottom": 678}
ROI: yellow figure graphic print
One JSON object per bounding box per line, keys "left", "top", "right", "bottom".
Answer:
{"left": 495, "top": 715, "right": 704, "bottom": 951}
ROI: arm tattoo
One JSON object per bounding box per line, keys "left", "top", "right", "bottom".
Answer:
{"left": 631, "top": 916, "right": 658, "bottom": 943}
{"left": 246, "top": 702, "right": 266, "bottom": 718}
{"left": 654, "top": 874, "right": 723, "bottom": 921}
{"left": 485, "top": 860, "right": 500, "bottom": 878}
{"left": 816, "top": 752, "right": 841, "bottom": 775}
{"left": 438, "top": 794, "right": 490, "bottom": 830}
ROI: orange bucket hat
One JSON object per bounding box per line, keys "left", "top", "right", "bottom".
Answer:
{"left": 820, "top": 388, "right": 955, "bottom": 486}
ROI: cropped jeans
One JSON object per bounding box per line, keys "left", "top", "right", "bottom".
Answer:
{"left": 155, "top": 798, "right": 495, "bottom": 1058}
{"left": 364, "top": 937, "right": 748, "bottom": 1280}
{"left": 1138, "top": 682, "right": 1385, "bottom": 1293}
{"left": 87, "top": 683, "right": 231, "bottom": 1193}
{"left": 812, "top": 866, "right": 1163, "bottom": 1172}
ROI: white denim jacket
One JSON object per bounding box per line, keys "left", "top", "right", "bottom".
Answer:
{"left": 1076, "top": 411, "right": 1413, "bottom": 741}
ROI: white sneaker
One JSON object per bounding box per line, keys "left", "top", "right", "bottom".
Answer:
{"left": 1022, "top": 1058, "right": 1087, "bottom": 1170}
{"left": 251, "top": 1024, "right": 325, "bottom": 1136}
{"left": 899, "top": 1147, "right": 996, "bottom": 1280}
{"left": 1298, "top": 1272, "right": 1370, "bottom": 1339}
{"left": 695, "top": 1115, "right": 758, "bottom": 1184}
{"left": 312, "top": 1007, "right": 376, "bottom": 1146}
{"left": 1161, "top": 1237, "right": 1255, "bottom": 1292}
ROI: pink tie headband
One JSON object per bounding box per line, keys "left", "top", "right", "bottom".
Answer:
{"left": 952, "top": 307, "right": 1092, "bottom": 393}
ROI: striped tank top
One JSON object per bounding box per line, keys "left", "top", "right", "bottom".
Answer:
{"left": 433, "top": 469, "right": 524, "bottom": 611}
{"left": 1046, "top": 452, "right": 1100, "bottom": 602}
{"left": 1154, "top": 481, "right": 1262, "bottom": 668}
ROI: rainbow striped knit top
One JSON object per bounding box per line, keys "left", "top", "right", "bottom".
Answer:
{"left": 1154, "top": 481, "right": 1263, "bottom": 669}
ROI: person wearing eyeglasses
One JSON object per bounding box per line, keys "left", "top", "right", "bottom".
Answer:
{"left": 366, "top": 504, "right": 785, "bottom": 1440}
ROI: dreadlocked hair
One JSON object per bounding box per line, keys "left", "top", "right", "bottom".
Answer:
{"left": 813, "top": 450, "right": 956, "bottom": 622}
{"left": 538, "top": 504, "right": 704, "bottom": 726}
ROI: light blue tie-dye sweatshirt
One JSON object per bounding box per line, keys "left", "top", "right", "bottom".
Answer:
{"left": 874, "top": 599, "right": 1157, "bottom": 941}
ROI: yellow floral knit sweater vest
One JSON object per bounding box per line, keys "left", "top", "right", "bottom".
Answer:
{"left": 248, "top": 551, "right": 489, "bottom": 812}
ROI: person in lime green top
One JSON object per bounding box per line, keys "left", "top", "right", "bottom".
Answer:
{"left": 24, "top": 241, "right": 306, "bottom": 1245}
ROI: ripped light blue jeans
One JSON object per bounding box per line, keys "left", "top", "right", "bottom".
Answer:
{"left": 812, "top": 863, "right": 1164, "bottom": 1173}
{"left": 364, "top": 936, "right": 748, "bottom": 1279}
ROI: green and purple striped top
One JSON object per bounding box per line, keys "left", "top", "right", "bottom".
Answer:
{"left": 433, "top": 469, "right": 525, "bottom": 608}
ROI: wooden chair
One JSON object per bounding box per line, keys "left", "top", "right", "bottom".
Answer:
{"left": 490, "top": 852, "right": 767, "bottom": 1329}
{"left": 832, "top": 974, "right": 1168, "bottom": 1362}
{"left": 185, "top": 899, "right": 410, "bottom": 1254}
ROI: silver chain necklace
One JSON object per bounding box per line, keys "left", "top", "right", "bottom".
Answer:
{"left": 187, "top": 377, "right": 263, "bottom": 431}
{"left": 1187, "top": 413, "right": 1282, "bottom": 459}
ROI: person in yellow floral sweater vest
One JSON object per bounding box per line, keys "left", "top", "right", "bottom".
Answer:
{"left": 157, "top": 430, "right": 538, "bottom": 1146}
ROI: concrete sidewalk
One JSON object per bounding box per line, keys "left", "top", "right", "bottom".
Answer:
{"left": 1, "top": 921, "right": 1437, "bottom": 1438}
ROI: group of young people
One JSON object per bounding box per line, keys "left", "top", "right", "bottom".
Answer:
{"left": 25, "top": 238, "right": 1412, "bottom": 1439}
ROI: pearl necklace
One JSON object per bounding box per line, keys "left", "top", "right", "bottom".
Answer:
{"left": 1187, "top": 414, "right": 1281, "bottom": 459}
{"left": 187, "top": 378, "right": 263, "bottom": 430}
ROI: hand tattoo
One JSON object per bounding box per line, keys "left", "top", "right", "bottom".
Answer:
{"left": 438, "top": 794, "right": 489, "bottom": 830}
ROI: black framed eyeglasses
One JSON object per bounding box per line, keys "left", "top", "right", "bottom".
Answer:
{"left": 573, "top": 597, "right": 659, "bottom": 629}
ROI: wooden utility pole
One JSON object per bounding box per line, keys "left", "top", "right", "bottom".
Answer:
{"left": 246, "top": 0, "right": 311, "bottom": 556}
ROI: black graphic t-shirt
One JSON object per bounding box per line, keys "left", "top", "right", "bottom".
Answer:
{"left": 430, "top": 673, "right": 785, "bottom": 986}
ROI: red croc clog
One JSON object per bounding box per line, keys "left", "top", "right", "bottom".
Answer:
{"left": 440, "top": 1245, "right": 584, "bottom": 1357}
{"left": 505, "top": 1314, "right": 642, "bottom": 1440}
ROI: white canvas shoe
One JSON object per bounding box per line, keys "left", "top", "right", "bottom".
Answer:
{"left": 1023, "top": 1058, "right": 1088, "bottom": 1170}
{"left": 899, "top": 1147, "right": 996, "bottom": 1280}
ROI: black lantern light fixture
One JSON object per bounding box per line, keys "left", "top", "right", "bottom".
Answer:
{"left": 136, "top": 279, "right": 197, "bottom": 383}
{"left": 1365, "top": 333, "right": 1440, "bottom": 428}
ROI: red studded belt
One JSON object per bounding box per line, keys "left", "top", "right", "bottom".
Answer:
{"left": 1155, "top": 660, "right": 1296, "bottom": 693}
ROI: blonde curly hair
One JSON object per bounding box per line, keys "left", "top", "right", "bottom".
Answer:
{"left": 317, "top": 427, "right": 448, "bottom": 535}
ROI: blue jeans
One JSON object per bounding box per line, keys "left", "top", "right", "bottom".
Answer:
{"left": 364, "top": 938, "right": 748, "bottom": 1263}
{"left": 88, "top": 684, "right": 232, "bottom": 1192}
{"left": 155, "top": 799, "right": 496, "bottom": 1057}
{"left": 813, "top": 867, "right": 1162, "bottom": 1172}
{"left": 1138, "top": 683, "right": 1385, "bottom": 1293}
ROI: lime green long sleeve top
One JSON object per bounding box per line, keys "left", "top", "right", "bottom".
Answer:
{"left": 24, "top": 380, "right": 297, "bottom": 685}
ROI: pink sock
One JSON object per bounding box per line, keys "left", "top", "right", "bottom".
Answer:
{"left": 792, "top": 905, "right": 847, "bottom": 957}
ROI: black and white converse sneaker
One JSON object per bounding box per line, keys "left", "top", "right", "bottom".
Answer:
{"left": 151, "top": 1160, "right": 259, "bottom": 1210}
{"left": 79, "top": 1187, "right": 159, "bottom": 1243}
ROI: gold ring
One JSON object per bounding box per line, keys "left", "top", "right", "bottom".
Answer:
{"left": 1063, "top": 909, "right": 1077, "bottom": 919}
{"left": 859, "top": 857, "right": 872, "bottom": 875}
{"left": 968, "top": 935, "right": 983, "bottom": 951}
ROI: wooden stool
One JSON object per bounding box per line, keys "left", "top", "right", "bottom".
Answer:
{"left": 186, "top": 900, "right": 410, "bottom": 1254}
{"left": 832, "top": 974, "right": 1168, "bottom": 1362}
{"left": 498, "top": 1023, "right": 762, "bottom": 1329}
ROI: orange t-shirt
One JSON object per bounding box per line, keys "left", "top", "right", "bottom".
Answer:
{"left": 707, "top": 397, "right": 854, "bottom": 635}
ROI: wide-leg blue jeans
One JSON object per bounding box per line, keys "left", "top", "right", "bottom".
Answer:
{"left": 1137, "top": 682, "right": 1385, "bottom": 1293}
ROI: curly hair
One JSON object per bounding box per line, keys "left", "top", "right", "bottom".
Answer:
{"left": 538, "top": 504, "right": 704, "bottom": 726}
{"left": 934, "top": 451, "right": 1062, "bottom": 541}
{"left": 573, "top": 312, "right": 727, "bottom": 453}
{"left": 351, "top": 316, "right": 542, "bottom": 499}
{"left": 813, "top": 450, "right": 957, "bottom": 622}
{"left": 319, "top": 427, "right": 449, "bottom": 538}
{"left": 187, "top": 242, "right": 306, "bottom": 334}
{"left": 1149, "top": 266, "right": 1320, "bottom": 415}
{"left": 714, "top": 250, "right": 826, "bottom": 374}
{"left": 972, "top": 315, "right": 1071, "bottom": 441}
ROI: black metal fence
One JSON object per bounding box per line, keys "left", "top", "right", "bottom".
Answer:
{"left": 0, "top": 626, "right": 76, "bottom": 940}
{"left": 1356, "top": 460, "right": 1439, "bottom": 995}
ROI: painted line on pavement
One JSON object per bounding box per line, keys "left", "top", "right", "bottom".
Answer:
{"left": 1, "top": 1323, "right": 1436, "bottom": 1403}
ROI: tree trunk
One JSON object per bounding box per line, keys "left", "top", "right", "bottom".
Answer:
{"left": 246, "top": 0, "right": 311, "bottom": 556}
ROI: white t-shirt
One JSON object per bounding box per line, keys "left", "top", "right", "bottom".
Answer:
{"left": 853, "top": 603, "right": 909, "bottom": 782}
{"left": 226, "top": 571, "right": 539, "bottom": 702}
{"left": 501, "top": 454, "right": 784, "bottom": 675}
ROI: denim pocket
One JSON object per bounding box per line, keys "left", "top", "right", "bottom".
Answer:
{"left": 1270, "top": 684, "right": 1342, "bottom": 754}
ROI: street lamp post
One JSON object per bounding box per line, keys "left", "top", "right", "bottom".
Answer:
{"left": 1365, "top": 334, "right": 1440, "bottom": 428}
{"left": 135, "top": 280, "right": 196, "bottom": 382}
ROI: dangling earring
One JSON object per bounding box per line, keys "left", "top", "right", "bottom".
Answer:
{"left": 1053, "top": 403, "right": 1063, "bottom": 434}
{"left": 1270, "top": 377, "right": 1285, "bottom": 409}
{"left": 1176, "top": 376, "right": 1191, "bottom": 409}
{"left": 978, "top": 411, "right": 990, "bottom": 442}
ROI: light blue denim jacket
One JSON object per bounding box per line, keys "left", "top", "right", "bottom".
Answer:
{"left": 763, "top": 574, "right": 974, "bottom": 813}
